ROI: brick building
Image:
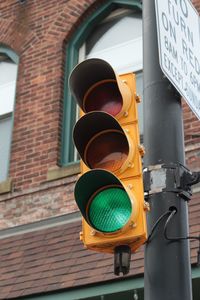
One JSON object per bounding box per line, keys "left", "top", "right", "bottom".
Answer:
{"left": 0, "top": 0, "right": 199, "bottom": 299}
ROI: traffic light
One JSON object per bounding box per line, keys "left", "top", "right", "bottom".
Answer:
{"left": 69, "top": 58, "right": 148, "bottom": 259}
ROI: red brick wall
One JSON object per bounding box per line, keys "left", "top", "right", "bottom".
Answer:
{"left": 0, "top": 175, "right": 78, "bottom": 228}
{"left": 193, "top": 0, "right": 200, "bottom": 11}
{"left": 0, "top": 0, "right": 199, "bottom": 228}
{"left": 0, "top": 0, "right": 100, "bottom": 192}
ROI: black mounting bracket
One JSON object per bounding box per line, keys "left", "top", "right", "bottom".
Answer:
{"left": 114, "top": 245, "right": 131, "bottom": 276}
{"left": 143, "top": 163, "right": 200, "bottom": 201}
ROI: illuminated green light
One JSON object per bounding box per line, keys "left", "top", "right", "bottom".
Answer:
{"left": 88, "top": 187, "right": 131, "bottom": 233}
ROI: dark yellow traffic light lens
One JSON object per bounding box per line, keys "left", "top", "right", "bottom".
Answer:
{"left": 85, "top": 130, "right": 128, "bottom": 173}
{"left": 83, "top": 80, "right": 122, "bottom": 116}
{"left": 88, "top": 187, "right": 131, "bottom": 233}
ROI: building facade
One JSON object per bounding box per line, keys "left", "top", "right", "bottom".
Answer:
{"left": 0, "top": 0, "right": 199, "bottom": 299}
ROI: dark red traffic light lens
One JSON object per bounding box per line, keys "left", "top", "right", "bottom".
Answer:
{"left": 83, "top": 80, "right": 123, "bottom": 116}
{"left": 85, "top": 130, "right": 129, "bottom": 173}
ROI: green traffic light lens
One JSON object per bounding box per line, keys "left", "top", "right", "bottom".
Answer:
{"left": 88, "top": 187, "right": 132, "bottom": 233}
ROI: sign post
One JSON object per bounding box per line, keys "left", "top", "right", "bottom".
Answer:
{"left": 155, "top": 0, "right": 200, "bottom": 120}
{"left": 143, "top": 0, "right": 193, "bottom": 299}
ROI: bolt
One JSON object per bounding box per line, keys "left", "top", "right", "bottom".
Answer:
{"left": 90, "top": 230, "right": 96, "bottom": 236}
{"left": 138, "top": 145, "right": 145, "bottom": 156}
{"left": 130, "top": 221, "right": 137, "bottom": 228}
{"left": 144, "top": 201, "right": 150, "bottom": 211}
{"left": 80, "top": 232, "right": 83, "bottom": 241}
{"left": 135, "top": 94, "right": 141, "bottom": 103}
{"left": 128, "top": 162, "right": 134, "bottom": 168}
{"left": 127, "top": 184, "right": 133, "bottom": 189}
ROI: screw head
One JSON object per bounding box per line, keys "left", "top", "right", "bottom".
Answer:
{"left": 135, "top": 94, "right": 141, "bottom": 103}
{"left": 80, "top": 231, "right": 83, "bottom": 241}
{"left": 127, "top": 184, "right": 133, "bottom": 189}
{"left": 138, "top": 145, "right": 145, "bottom": 157}
{"left": 144, "top": 201, "right": 150, "bottom": 211}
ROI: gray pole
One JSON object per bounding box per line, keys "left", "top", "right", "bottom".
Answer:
{"left": 143, "top": 0, "right": 193, "bottom": 299}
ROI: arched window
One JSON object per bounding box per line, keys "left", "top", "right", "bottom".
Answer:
{"left": 0, "top": 47, "right": 18, "bottom": 183}
{"left": 61, "top": 0, "right": 142, "bottom": 166}
{"left": 81, "top": 8, "right": 142, "bottom": 74}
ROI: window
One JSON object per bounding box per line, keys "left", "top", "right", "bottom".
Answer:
{"left": 61, "top": 0, "right": 142, "bottom": 166}
{"left": 83, "top": 9, "right": 142, "bottom": 74}
{"left": 0, "top": 50, "right": 18, "bottom": 182}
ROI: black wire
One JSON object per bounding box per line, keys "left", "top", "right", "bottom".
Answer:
{"left": 146, "top": 210, "right": 171, "bottom": 243}
{"left": 146, "top": 208, "right": 200, "bottom": 266}
{"left": 164, "top": 210, "right": 200, "bottom": 266}
{"left": 164, "top": 209, "right": 200, "bottom": 241}
{"left": 146, "top": 208, "right": 200, "bottom": 244}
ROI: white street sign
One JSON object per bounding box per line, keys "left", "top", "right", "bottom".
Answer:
{"left": 155, "top": 0, "right": 200, "bottom": 120}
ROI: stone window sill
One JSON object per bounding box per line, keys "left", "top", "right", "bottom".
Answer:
{"left": 47, "top": 162, "right": 80, "bottom": 182}
{"left": 0, "top": 178, "right": 12, "bottom": 194}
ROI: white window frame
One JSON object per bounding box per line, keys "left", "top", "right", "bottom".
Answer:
{"left": 0, "top": 53, "right": 18, "bottom": 182}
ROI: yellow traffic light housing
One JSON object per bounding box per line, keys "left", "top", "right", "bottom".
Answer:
{"left": 69, "top": 58, "right": 148, "bottom": 267}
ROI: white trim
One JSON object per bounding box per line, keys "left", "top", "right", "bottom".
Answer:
{"left": 87, "top": 37, "right": 143, "bottom": 74}
{"left": 78, "top": 43, "right": 86, "bottom": 63}
{"left": 0, "top": 81, "right": 16, "bottom": 115}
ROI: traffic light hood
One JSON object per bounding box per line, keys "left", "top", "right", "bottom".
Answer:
{"left": 69, "top": 58, "right": 131, "bottom": 118}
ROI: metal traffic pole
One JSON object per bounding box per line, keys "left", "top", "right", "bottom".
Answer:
{"left": 143, "top": 0, "right": 193, "bottom": 299}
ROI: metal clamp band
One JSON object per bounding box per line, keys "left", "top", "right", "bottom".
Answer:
{"left": 143, "top": 163, "right": 199, "bottom": 201}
